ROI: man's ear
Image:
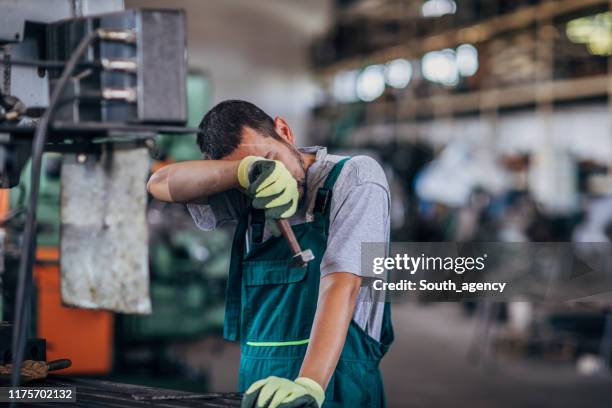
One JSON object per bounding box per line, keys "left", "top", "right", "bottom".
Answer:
{"left": 273, "top": 117, "right": 295, "bottom": 144}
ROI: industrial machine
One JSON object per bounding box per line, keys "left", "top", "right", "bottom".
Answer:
{"left": 0, "top": 0, "right": 211, "bottom": 399}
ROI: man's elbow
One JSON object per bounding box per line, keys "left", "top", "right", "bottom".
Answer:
{"left": 147, "top": 169, "right": 172, "bottom": 202}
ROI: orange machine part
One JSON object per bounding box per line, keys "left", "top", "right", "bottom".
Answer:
{"left": 0, "top": 189, "right": 10, "bottom": 217}
{"left": 34, "top": 247, "right": 114, "bottom": 375}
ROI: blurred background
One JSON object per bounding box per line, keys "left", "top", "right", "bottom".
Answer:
{"left": 2, "top": 0, "right": 612, "bottom": 406}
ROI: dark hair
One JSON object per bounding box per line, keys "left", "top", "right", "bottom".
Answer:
{"left": 197, "top": 100, "right": 280, "bottom": 159}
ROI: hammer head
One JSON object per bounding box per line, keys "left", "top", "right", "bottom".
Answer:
{"left": 289, "top": 249, "right": 315, "bottom": 268}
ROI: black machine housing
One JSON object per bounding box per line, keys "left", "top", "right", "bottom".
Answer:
{"left": 46, "top": 9, "right": 187, "bottom": 125}
{"left": 0, "top": 9, "right": 189, "bottom": 187}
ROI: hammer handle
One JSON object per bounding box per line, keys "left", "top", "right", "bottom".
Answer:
{"left": 276, "top": 219, "right": 302, "bottom": 255}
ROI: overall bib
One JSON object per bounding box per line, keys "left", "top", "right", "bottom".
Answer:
{"left": 224, "top": 158, "right": 394, "bottom": 407}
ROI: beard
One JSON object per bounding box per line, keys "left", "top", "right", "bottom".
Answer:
{"left": 279, "top": 139, "right": 308, "bottom": 207}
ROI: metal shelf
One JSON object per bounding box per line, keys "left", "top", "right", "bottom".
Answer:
{"left": 371, "top": 74, "right": 611, "bottom": 119}
{"left": 319, "top": 0, "right": 608, "bottom": 76}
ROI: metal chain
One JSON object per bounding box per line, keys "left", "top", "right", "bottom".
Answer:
{"left": 2, "top": 45, "right": 11, "bottom": 96}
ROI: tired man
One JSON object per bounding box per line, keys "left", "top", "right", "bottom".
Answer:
{"left": 147, "top": 100, "right": 393, "bottom": 408}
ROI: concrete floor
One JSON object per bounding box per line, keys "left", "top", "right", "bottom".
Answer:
{"left": 382, "top": 303, "right": 612, "bottom": 408}
{"left": 175, "top": 303, "right": 612, "bottom": 407}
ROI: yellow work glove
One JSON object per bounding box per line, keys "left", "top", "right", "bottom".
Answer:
{"left": 237, "top": 156, "right": 299, "bottom": 220}
{"left": 241, "top": 376, "right": 325, "bottom": 408}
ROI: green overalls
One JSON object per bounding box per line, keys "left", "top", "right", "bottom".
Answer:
{"left": 224, "top": 158, "right": 394, "bottom": 407}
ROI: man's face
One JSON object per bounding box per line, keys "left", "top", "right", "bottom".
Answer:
{"left": 223, "top": 126, "right": 307, "bottom": 194}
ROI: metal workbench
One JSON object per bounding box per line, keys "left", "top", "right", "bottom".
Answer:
{"left": 20, "top": 377, "right": 242, "bottom": 407}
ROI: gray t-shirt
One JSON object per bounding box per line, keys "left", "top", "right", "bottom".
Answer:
{"left": 187, "top": 146, "right": 389, "bottom": 341}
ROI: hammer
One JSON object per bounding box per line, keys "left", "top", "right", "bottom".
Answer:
{"left": 0, "top": 359, "right": 72, "bottom": 384}
{"left": 276, "top": 219, "right": 314, "bottom": 268}
{"left": 248, "top": 163, "right": 314, "bottom": 268}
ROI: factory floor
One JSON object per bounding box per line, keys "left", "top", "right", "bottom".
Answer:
{"left": 175, "top": 304, "right": 612, "bottom": 408}
{"left": 382, "top": 304, "right": 612, "bottom": 408}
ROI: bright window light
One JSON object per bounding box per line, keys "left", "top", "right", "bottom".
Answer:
{"left": 422, "top": 49, "right": 459, "bottom": 86}
{"left": 385, "top": 59, "right": 413, "bottom": 89}
{"left": 456, "top": 44, "right": 479, "bottom": 77}
{"left": 356, "top": 65, "right": 386, "bottom": 102}
{"left": 566, "top": 12, "right": 612, "bottom": 56}
{"left": 333, "top": 69, "right": 360, "bottom": 103}
{"left": 421, "top": 0, "right": 457, "bottom": 18}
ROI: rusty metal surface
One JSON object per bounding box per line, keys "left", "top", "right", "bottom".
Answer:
{"left": 60, "top": 147, "right": 151, "bottom": 314}
{"left": 23, "top": 377, "right": 242, "bottom": 407}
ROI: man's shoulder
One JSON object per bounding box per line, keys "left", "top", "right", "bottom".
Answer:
{"left": 334, "top": 155, "right": 388, "bottom": 189}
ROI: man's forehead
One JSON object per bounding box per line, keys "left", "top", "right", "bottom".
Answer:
{"left": 238, "top": 133, "right": 274, "bottom": 152}
{"left": 240, "top": 126, "right": 266, "bottom": 141}
{"left": 223, "top": 134, "right": 273, "bottom": 160}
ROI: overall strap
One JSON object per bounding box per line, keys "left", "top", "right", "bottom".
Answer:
{"left": 223, "top": 210, "right": 249, "bottom": 341}
{"left": 313, "top": 157, "right": 351, "bottom": 218}
{"left": 250, "top": 209, "right": 265, "bottom": 244}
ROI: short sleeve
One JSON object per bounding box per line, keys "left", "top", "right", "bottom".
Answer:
{"left": 187, "top": 189, "right": 248, "bottom": 231}
{"left": 320, "top": 156, "right": 390, "bottom": 277}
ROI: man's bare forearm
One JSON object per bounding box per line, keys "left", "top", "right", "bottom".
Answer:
{"left": 147, "top": 160, "right": 241, "bottom": 203}
{"left": 299, "top": 272, "right": 362, "bottom": 389}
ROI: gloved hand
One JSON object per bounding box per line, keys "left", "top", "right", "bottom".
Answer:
{"left": 241, "top": 376, "right": 325, "bottom": 408}
{"left": 237, "top": 156, "right": 299, "bottom": 221}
